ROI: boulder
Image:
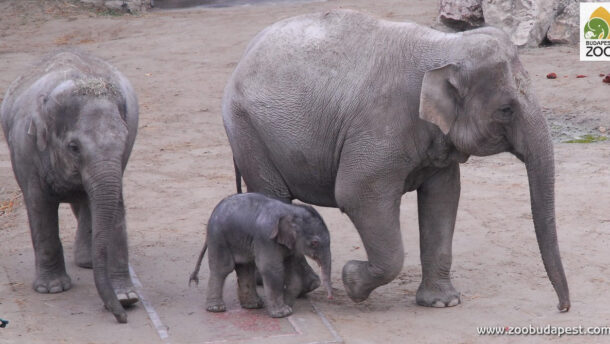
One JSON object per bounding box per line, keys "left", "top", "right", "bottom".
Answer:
{"left": 439, "top": 0, "right": 484, "bottom": 30}
{"left": 547, "top": 0, "right": 578, "bottom": 44}
{"left": 481, "top": 0, "right": 562, "bottom": 47}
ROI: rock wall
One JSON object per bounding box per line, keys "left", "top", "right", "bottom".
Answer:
{"left": 482, "top": 0, "right": 561, "bottom": 47}
{"left": 79, "top": 0, "right": 152, "bottom": 12}
{"left": 439, "top": 0, "right": 606, "bottom": 46}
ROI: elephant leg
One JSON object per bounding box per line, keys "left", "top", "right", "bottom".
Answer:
{"left": 340, "top": 202, "right": 403, "bottom": 302}
{"left": 283, "top": 256, "right": 301, "bottom": 306}
{"left": 289, "top": 255, "right": 320, "bottom": 298}
{"left": 206, "top": 246, "right": 234, "bottom": 312}
{"left": 416, "top": 163, "right": 461, "bottom": 308}
{"left": 229, "top": 128, "right": 292, "bottom": 201}
{"left": 335, "top": 171, "right": 404, "bottom": 303}
{"left": 71, "top": 200, "right": 92, "bottom": 269}
{"left": 106, "top": 194, "right": 139, "bottom": 306}
{"left": 257, "top": 256, "right": 292, "bottom": 317}
{"left": 235, "top": 263, "right": 263, "bottom": 309}
{"left": 24, "top": 189, "right": 71, "bottom": 293}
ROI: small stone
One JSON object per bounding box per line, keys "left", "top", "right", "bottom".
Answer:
{"left": 603, "top": 76, "right": 610, "bottom": 84}
{"left": 576, "top": 75, "right": 586, "bottom": 78}
{"left": 600, "top": 73, "right": 606, "bottom": 77}
{"left": 547, "top": 73, "right": 557, "bottom": 79}
{"left": 599, "top": 127, "right": 607, "bottom": 133}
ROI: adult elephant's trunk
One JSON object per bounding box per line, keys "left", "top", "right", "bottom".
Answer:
{"left": 516, "top": 107, "right": 570, "bottom": 312}
{"left": 85, "top": 159, "right": 126, "bottom": 323}
{"left": 316, "top": 249, "right": 332, "bottom": 299}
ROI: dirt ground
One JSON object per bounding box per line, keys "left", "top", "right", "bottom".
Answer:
{"left": 1, "top": 0, "right": 610, "bottom": 343}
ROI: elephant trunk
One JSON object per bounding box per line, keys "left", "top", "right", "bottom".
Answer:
{"left": 517, "top": 108, "right": 570, "bottom": 312}
{"left": 85, "top": 159, "right": 127, "bottom": 323}
{"left": 316, "top": 249, "right": 332, "bottom": 299}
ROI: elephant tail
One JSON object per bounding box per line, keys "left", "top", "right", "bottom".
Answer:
{"left": 234, "top": 158, "right": 243, "bottom": 194}
{"left": 189, "top": 241, "right": 207, "bottom": 286}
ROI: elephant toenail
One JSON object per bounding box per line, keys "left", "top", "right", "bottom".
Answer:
{"left": 448, "top": 298, "right": 459, "bottom": 307}
{"left": 432, "top": 301, "right": 445, "bottom": 308}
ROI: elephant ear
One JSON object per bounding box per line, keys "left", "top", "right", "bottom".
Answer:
{"left": 28, "top": 80, "right": 76, "bottom": 152}
{"left": 27, "top": 94, "right": 50, "bottom": 151}
{"left": 418, "top": 63, "right": 462, "bottom": 135}
{"left": 270, "top": 215, "right": 297, "bottom": 250}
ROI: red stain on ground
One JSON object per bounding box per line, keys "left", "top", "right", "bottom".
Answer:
{"left": 211, "top": 310, "right": 284, "bottom": 333}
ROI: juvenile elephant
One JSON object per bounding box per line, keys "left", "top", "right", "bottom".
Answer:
{"left": 189, "top": 193, "right": 332, "bottom": 318}
{"left": 223, "top": 10, "right": 570, "bottom": 311}
{"left": 1, "top": 49, "right": 139, "bottom": 323}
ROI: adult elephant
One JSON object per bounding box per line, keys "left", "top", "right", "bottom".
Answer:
{"left": 222, "top": 10, "right": 569, "bottom": 311}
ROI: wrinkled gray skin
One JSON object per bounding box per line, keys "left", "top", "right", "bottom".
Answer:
{"left": 0, "top": 50, "right": 139, "bottom": 323}
{"left": 223, "top": 10, "right": 569, "bottom": 311}
{"left": 189, "top": 193, "right": 332, "bottom": 318}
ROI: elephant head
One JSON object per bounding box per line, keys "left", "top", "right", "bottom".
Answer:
{"left": 418, "top": 27, "right": 570, "bottom": 312}
{"left": 29, "top": 76, "right": 130, "bottom": 322}
{"left": 271, "top": 207, "right": 333, "bottom": 299}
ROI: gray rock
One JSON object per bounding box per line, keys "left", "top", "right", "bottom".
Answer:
{"left": 482, "top": 0, "right": 562, "bottom": 47}
{"left": 78, "top": 0, "right": 150, "bottom": 12}
{"left": 439, "top": 0, "right": 484, "bottom": 30}
{"left": 547, "top": 0, "right": 579, "bottom": 44}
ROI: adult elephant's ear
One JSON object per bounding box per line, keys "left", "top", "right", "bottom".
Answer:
{"left": 27, "top": 94, "right": 49, "bottom": 151}
{"left": 418, "top": 63, "right": 461, "bottom": 135}
{"left": 270, "top": 215, "right": 297, "bottom": 249}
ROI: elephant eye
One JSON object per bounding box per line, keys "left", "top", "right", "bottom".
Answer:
{"left": 310, "top": 240, "right": 319, "bottom": 248}
{"left": 495, "top": 105, "right": 514, "bottom": 122}
{"left": 68, "top": 141, "right": 80, "bottom": 155}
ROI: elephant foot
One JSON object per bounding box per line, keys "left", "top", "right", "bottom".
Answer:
{"left": 268, "top": 304, "right": 292, "bottom": 318}
{"left": 206, "top": 301, "right": 226, "bottom": 313}
{"left": 240, "top": 296, "right": 264, "bottom": 309}
{"left": 117, "top": 291, "right": 139, "bottom": 307}
{"left": 299, "top": 271, "right": 321, "bottom": 297}
{"left": 416, "top": 280, "right": 460, "bottom": 308}
{"left": 239, "top": 287, "right": 264, "bottom": 309}
{"left": 74, "top": 254, "right": 92, "bottom": 269}
{"left": 34, "top": 272, "right": 72, "bottom": 294}
{"left": 341, "top": 260, "right": 375, "bottom": 303}
{"left": 74, "top": 245, "right": 92, "bottom": 269}
{"left": 110, "top": 274, "right": 139, "bottom": 307}
{"left": 294, "top": 257, "right": 320, "bottom": 297}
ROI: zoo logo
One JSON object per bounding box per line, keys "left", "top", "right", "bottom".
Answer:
{"left": 584, "top": 7, "right": 610, "bottom": 39}
{"left": 580, "top": 3, "right": 610, "bottom": 61}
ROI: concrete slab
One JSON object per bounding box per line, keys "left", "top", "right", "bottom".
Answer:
{"left": 132, "top": 243, "right": 341, "bottom": 344}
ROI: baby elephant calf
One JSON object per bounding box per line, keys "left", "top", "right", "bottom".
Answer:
{"left": 189, "top": 193, "right": 332, "bottom": 318}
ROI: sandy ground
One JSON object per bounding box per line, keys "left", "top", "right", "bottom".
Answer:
{"left": 1, "top": 0, "right": 610, "bottom": 343}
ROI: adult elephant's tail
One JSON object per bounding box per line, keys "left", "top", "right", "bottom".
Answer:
{"left": 234, "top": 158, "right": 242, "bottom": 194}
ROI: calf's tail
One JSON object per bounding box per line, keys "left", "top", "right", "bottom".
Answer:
{"left": 189, "top": 241, "right": 207, "bottom": 286}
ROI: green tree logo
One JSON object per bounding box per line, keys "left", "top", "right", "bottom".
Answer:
{"left": 584, "top": 7, "right": 610, "bottom": 39}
